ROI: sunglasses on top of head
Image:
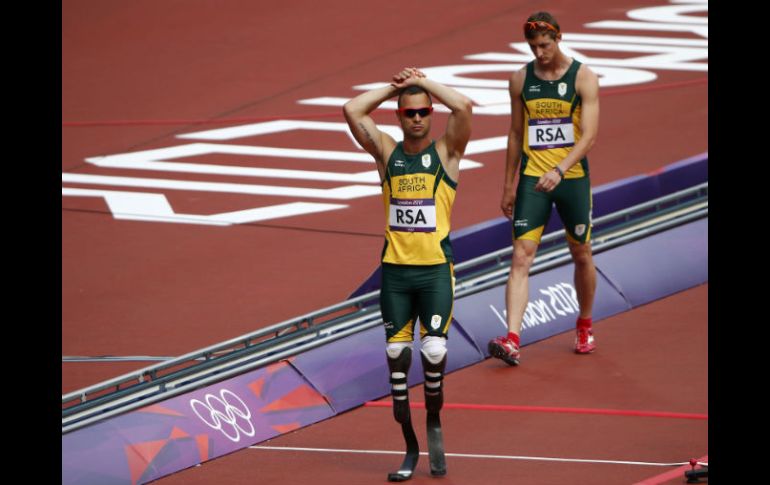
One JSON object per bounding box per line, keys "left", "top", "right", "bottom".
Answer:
{"left": 396, "top": 106, "right": 433, "bottom": 118}
{"left": 523, "top": 20, "right": 559, "bottom": 33}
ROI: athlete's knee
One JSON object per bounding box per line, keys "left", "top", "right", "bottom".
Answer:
{"left": 386, "top": 343, "right": 413, "bottom": 424}
{"left": 512, "top": 240, "right": 538, "bottom": 268}
{"left": 569, "top": 243, "right": 594, "bottom": 266}
{"left": 420, "top": 336, "right": 447, "bottom": 364}
{"left": 386, "top": 341, "right": 413, "bottom": 360}
{"left": 420, "top": 336, "right": 447, "bottom": 414}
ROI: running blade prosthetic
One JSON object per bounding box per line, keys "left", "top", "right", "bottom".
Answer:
{"left": 387, "top": 420, "right": 419, "bottom": 482}
{"left": 426, "top": 412, "right": 446, "bottom": 476}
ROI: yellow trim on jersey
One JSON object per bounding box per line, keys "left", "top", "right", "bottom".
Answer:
{"left": 515, "top": 225, "right": 546, "bottom": 243}
{"left": 388, "top": 319, "right": 416, "bottom": 343}
{"left": 443, "top": 263, "right": 454, "bottom": 334}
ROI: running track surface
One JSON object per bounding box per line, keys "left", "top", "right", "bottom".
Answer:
{"left": 62, "top": 0, "right": 707, "bottom": 483}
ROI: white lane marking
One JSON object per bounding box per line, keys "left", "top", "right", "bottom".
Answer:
{"left": 248, "top": 446, "right": 699, "bottom": 467}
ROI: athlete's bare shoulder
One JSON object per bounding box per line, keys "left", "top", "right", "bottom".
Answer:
{"left": 575, "top": 64, "right": 599, "bottom": 95}
{"left": 509, "top": 66, "right": 527, "bottom": 96}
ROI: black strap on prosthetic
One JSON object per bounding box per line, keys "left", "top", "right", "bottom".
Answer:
{"left": 387, "top": 347, "right": 413, "bottom": 424}
{"left": 421, "top": 352, "right": 448, "bottom": 476}
{"left": 387, "top": 347, "right": 419, "bottom": 482}
{"left": 421, "top": 352, "right": 446, "bottom": 413}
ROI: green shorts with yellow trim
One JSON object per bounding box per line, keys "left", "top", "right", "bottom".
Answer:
{"left": 380, "top": 262, "right": 455, "bottom": 343}
{"left": 513, "top": 175, "right": 593, "bottom": 244}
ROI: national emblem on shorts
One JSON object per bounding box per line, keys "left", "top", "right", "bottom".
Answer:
{"left": 575, "top": 224, "right": 586, "bottom": 236}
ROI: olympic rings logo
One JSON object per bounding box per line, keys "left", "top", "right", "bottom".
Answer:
{"left": 189, "top": 389, "right": 256, "bottom": 442}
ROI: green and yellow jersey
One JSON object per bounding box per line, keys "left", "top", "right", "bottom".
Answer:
{"left": 382, "top": 141, "right": 456, "bottom": 265}
{"left": 520, "top": 59, "right": 589, "bottom": 179}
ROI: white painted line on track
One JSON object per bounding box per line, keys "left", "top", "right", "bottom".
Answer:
{"left": 249, "top": 446, "right": 704, "bottom": 468}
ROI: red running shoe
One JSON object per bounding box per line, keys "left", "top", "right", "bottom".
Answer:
{"left": 488, "top": 336, "right": 520, "bottom": 365}
{"left": 574, "top": 327, "right": 596, "bottom": 354}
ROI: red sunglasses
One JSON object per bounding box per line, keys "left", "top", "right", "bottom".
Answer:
{"left": 523, "top": 20, "right": 559, "bottom": 34}
{"left": 396, "top": 106, "right": 433, "bottom": 118}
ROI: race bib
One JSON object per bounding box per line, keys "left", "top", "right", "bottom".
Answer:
{"left": 389, "top": 198, "right": 436, "bottom": 232}
{"left": 528, "top": 117, "right": 575, "bottom": 150}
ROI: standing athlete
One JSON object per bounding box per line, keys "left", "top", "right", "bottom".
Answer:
{"left": 343, "top": 67, "right": 472, "bottom": 480}
{"left": 488, "top": 12, "right": 600, "bottom": 366}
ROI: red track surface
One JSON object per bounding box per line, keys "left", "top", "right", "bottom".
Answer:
{"left": 62, "top": 0, "right": 707, "bottom": 483}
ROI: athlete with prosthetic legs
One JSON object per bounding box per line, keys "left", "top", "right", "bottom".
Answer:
{"left": 343, "top": 67, "right": 472, "bottom": 480}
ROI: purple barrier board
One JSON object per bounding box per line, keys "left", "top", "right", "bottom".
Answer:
{"left": 62, "top": 361, "right": 335, "bottom": 485}
{"left": 289, "top": 317, "right": 484, "bottom": 413}
{"left": 593, "top": 219, "right": 708, "bottom": 307}
{"left": 453, "top": 264, "right": 631, "bottom": 352}
{"left": 658, "top": 152, "right": 709, "bottom": 194}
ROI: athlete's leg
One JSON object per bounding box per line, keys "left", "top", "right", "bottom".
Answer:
{"left": 420, "top": 336, "right": 448, "bottom": 413}
{"left": 506, "top": 238, "right": 539, "bottom": 336}
{"left": 554, "top": 176, "right": 597, "bottom": 354}
{"left": 381, "top": 267, "right": 415, "bottom": 328}
{"left": 386, "top": 343, "right": 414, "bottom": 423}
{"left": 568, "top": 239, "right": 596, "bottom": 320}
{"left": 490, "top": 176, "right": 551, "bottom": 365}
{"left": 420, "top": 335, "right": 448, "bottom": 476}
{"left": 381, "top": 264, "right": 420, "bottom": 481}
{"left": 568, "top": 238, "right": 597, "bottom": 353}
{"left": 413, "top": 264, "right": 453, "bottom": 393}
{"left": 414, "top": 263, "right": 453, "bottom": 476}
{"left": 487, "top": 238, "right": 538, "bottom": 365}
{"left": 385, "top": 342, "right": 420, "bottom": 482}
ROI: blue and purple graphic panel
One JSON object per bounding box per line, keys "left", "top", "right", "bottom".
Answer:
{"left": 63, "top": 361, "right": 335, "bottom": 485}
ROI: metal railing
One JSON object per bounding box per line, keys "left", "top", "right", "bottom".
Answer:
{"left": 62, "top": 182, "right": 707, "bottom": 434}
